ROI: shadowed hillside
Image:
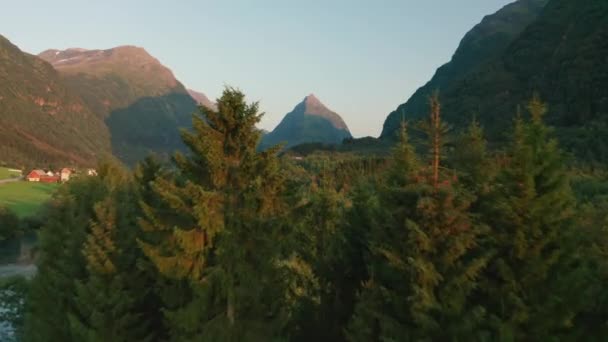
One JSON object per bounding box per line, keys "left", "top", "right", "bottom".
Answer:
{"left": 39, "top": 46, "right": 198, "bottom": 164}
{"left": 106, "top": 93, "right": 196, "bottom": 165}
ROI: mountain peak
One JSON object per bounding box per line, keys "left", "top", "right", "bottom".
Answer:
{"left": 260, "top": 95, "right": 352, "bottom": 149}
{"left": 304, "top": 93, "right": 319, "bottom": 102}
{"left": 38, "top": 45, "right": 182, "bottom": 100}
{"left": 297, "top": 94, "right": 348, "bottom": 129}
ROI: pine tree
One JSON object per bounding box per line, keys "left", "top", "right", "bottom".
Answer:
{"left": 139, "top": 87, "right": 287, "bottom": 341}
{"left": 348, "top": 97, "right": 489, "bottom": 341}
{"left": 479, "top": 95, "right": 577, "bottom": 339}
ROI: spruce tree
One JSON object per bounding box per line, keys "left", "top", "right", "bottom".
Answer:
{"left": 286, "top": 171, "right": 372, "bottom": 342}
{"left": 348, "top": 98, "right": 489, "bottom": 341}
{"left": 133, "top": 155, "right": 175, "bottom": 340}
{"left": 139, "top": 87, "right": 287, "bottom": 341}
{"left": 479, "top": 95, "right": 577, "bottom": 339}
{"left": 68, "top": 161, "right": 157, "bottom": 342}
{"left": 451, "top": 118, "right": 496, "bottom": 198}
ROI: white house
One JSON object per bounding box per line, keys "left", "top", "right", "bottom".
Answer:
{"left": 60, "top": 168, "right": 72, "bottom": 182}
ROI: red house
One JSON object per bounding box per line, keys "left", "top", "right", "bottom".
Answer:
{"left": 39, "top": 175, "right": 60, "bottom": 183}
{"left": 26, "top": 170, "right": 45, "bottom": 182}
{"left": 26, "top": 169, "right": 60, "bottom": 183}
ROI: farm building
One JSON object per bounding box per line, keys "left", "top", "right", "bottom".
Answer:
{"left": 26, "top": 169, "right": 60, "bottom": 183}
{"left": 26, "top": 170, "right": 45, "bottom": 182}
{"left": 39, "top": 175, "right": 60, "bottom": 183}
{"left": 60, "top": 168, "right": 73, "bottom": 182}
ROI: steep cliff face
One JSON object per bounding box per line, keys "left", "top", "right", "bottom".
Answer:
{"left": 261, "top": 94, "right": 352, "bottom": 149}
{"left": 0, "top": 35, "right": 110, "bottom": 167}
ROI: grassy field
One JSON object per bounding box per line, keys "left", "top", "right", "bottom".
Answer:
{"left": 0, "top": 167, "right": 21, "bottom": 180}
{"left": 0, "top": 182, "right": 59, "bottom": 217}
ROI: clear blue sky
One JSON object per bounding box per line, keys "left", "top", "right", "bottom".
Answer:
{"left": 1, "top": 0, "right": 513, "bottom": 137}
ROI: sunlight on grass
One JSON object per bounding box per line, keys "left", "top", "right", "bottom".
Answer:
{"left": 0, "top": 168, "right": 21, "bottom": 180}
{"left": 0, "top": 182, "right": 59, "bottom": 217}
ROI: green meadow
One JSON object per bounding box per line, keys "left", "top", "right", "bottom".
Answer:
{"left": 0, "top": 182, "right": 59, "bottom": 217}
{"left": 0, "top": 167, "right": 21, "bottom": 180}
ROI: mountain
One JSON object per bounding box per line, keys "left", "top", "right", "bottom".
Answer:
{"left": 260, "top": 94, "right": 352, "bottom": 149}
{"left": 0, "top": 35, "right": 110, "bottom": 167}
{"left": 383, "top": 0, "right": 608, "bottom": 162}
{"left": 39, "top": 46, "right": 198, "bottom": 165}
{"left": 381, "top": 0, "right": 549, "bottom": 139}
{"left": 187, "top": 89, "right": 216, "bottom": 111}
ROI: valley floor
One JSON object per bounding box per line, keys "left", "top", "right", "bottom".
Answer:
{"left": 0, "top": 182, "right": 58, "bottom": 217}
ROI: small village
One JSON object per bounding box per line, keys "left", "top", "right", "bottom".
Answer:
{"left": 24, "top": 168, "right": 97, "bottom": 183}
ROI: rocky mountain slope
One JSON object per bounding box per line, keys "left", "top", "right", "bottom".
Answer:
{"left": 39, "top": 46, "right": 198, "bottom": 165}
{"left": 260, "top": 94, "right": 352, "bottom": 149}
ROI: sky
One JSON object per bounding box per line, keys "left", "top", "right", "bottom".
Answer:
{"left": 0, "top": 0, "right": 513, "bottom": 137}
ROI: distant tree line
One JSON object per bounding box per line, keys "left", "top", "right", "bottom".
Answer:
{"left": 22, "top": 88, "right": 608, "bottom": 341}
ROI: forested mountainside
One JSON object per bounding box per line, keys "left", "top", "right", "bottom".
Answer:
{"left": 39, "top": 46, "right": 198, "bottom": 165}
{"left": 383, "top": 0, "right": 608, "bottom": 163}
{"left": 0, "top": 35, "right": 110, "bottom": 167}
{"left": 382, "top": 0, "right": 548, "bottom": 139}
{"left": 260, "top": 94, "right": 352, "bottom": 149}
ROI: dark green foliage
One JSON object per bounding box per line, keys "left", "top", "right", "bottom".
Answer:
{"left": 19, "top": 89, "right": 608, "bottom": 341}
{"left": 68, "top": 162, "right": 158, "bottom": 342}
{"left": 0, "top": 207, "right": 20, "bottom": 241}
{"left": 139, "top": 87, "right": 288, "bottom": 341}
{"left": 286, "top": 175, "right": 371, "bottom": 342}
{"left": 478, "top": 96, "right": 578, "bottom": 339}
{"left": 24, "top": 160, "right": 167, "bottom": 342}
{"left": 348, "top": 103, "right": 490, "bottom": 341}
{"left": 24, "top": 176, "right": 107, "bottom": 341}
{"left": 569, "top": 197, "right": 608, "bottom": 341}
{"left": 449, "top": 119, "right": 497, "bottom": 208}
{"left": 287, "top": 137, "right": 392, "bottom": 157}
